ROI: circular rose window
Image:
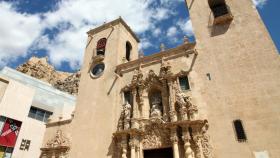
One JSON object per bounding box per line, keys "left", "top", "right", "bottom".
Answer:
{"left": 91, "top": 63, "right": 105, "bottom": 77}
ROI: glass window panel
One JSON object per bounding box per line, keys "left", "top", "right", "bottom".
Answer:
{"left": 91, "top": 63, "right": 105, "bottom": 76}
{"left": 36, "top": 110, "right": 45, "bottom": 122}
{"left": 179, "top": 76, "right": 190, "bottom": 91}
{"left": 28, "top": 107, "right": 36, "bottom": 119}
{"left": 3, "top": 147, "right": 13, "bottom": 158}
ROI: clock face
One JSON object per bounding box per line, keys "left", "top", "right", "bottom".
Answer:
{"left": 91, "top": 63, "right": 105, "bottom": 77}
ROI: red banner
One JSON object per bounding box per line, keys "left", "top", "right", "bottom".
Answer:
{"left": 0, "top": 118, "right": 22, "bottom": 147}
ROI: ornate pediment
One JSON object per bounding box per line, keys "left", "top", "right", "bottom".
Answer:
{"left": 45, "top": 130, "right": 70, "bottom": 149}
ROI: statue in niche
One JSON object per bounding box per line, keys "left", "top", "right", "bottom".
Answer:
{"left": 123, "top": 102, "right": 132, "bottom": 129}
{"left": 150, "top": 95, "right": 162, "bottom": 118}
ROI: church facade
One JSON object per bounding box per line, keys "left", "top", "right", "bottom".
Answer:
{"left": 36, "top": 0, "right": 280, "bottom": 158}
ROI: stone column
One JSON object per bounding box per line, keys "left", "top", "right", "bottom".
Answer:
{"left": 170, "top": 127, "right": 180, "bottom": 158}
{"left": 168, "top": 80, "right": 177, "bottom": 122}
{"left": 138, "top": 86, "right": 144, "bottom": 118}
{"left": 162, "top": 81, "right": 169, "bottom": 122}
{"left": 131, "top": 88, "right": 139, "bottom": 128}
{"left": 182, "top": 127, "right": 193, "bottom": 158}
{"left": 129, "top": 136, "right": 138, "bottom": 158}
{"left": 192, "top": 126, "right": 202, "bottom": 158}
{"left": 121, "top": 135, "right": 128, "bottom": 158}
{"left": 139, "top": 140, "right": 144, "bottom": 158}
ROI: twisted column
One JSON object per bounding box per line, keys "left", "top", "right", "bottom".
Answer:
{"left": 182, "top": 127, "right": 193, "bottom": 158}
{"left": 129, "top": 136, "right": 138, "bottom": 158}
{"left": 168, "top": 80, "right": 177, "bottom": 122}
{"left": 131, "top": 88, "right": 139, "bottom": 128}
{"left": 137, "top": 86, "right": 144, "bottom": 118}
{"left": 170, "top": 127, "right": 179, "bottom": 158}
{"left": 162, "top": 81, "right": 169, "bottom": 122}
{"left": 121, "top": 135, "right": 128, "bottom": 158}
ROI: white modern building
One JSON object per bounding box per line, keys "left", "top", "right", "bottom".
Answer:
{"left": 0, "top": 67, "right": 76, "bottom": 158}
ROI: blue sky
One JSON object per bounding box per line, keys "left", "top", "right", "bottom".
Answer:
{"left": 0, "top": 0, "right": 278, "bottom": 72}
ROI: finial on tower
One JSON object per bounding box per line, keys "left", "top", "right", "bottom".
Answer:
{"left": 138, "top": 50, "right": 144, "bottom": 58}
{"left": 184, "top": 36, "right": 190, "bottom": 44}
{"left": 160, "top": 43, "right": 166, "bottom": 51}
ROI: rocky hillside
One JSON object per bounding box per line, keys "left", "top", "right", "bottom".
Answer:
{"left": 16, "top": 56, "right": 80, "bottom": 95}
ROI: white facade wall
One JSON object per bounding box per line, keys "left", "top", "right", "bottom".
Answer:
{"left": 0, "top": 67, "right": 76, "bottom": 158}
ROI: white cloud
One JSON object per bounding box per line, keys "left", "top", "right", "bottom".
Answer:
{"left": 0, "top": 2, "right": 43, "bottom": 66}
{"left": 139, "top": 38, "right": 153, "bottom": 50}
{"left": 0, "top": 0, "right": 184, "bottom": 70}
{"left": 167, "top": 26, "right": 178, "bottom": 37}
{"left": 252, "top": 0, "right": 268, "bottom": 8}
{"left": 152, "top": 28, "right": 162, "bottom": 37}
{"left": 166, "top": 26, "right": 180, "bottom": 44}
{"left": 177, "top": 18, "right": 194, "bottom": 36}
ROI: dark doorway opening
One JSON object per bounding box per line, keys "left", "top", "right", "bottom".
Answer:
{"left": 144, "top": 147, "right": 173, "bottom": 158}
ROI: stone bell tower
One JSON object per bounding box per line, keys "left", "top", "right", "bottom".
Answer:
{"left": 185, "top": 0, "right": 280, "bottom": 157}
{"left": 69, "top": 18, "right": 140, "bottom": 157}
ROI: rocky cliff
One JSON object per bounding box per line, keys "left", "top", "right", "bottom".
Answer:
{"left": 16, "top": 56, "right": 80, "bottom": 95}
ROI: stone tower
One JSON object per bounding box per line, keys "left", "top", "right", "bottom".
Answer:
{"left": 69, "top": 18, "right": 140, "bottom": 157}
{"left": 185, "top": 0, "right": 280, "bottom": 157}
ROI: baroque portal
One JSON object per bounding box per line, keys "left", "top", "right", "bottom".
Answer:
{"left": 114, "top": 61, "right": 213, "bottom": 158}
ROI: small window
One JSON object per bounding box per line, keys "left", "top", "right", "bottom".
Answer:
{"left": 126, "top": 42, "right": 132, "bottom": 61}
{"left": 233, "top": 120, "right": 247, "bottom": 142}
{"left": 179, "top": 76, "right": 190, "bottom": 91}
{"left": 91, "top": 63, "right": 105, "bottom": 77}
{"left": 124, "top": 91, "right": 132, "bottom": 105}
{"left": 96, "top": 38, "right": 107, "bottom": 56}
{"left": 28, "top": 106, "right": 53, "bottom": 123}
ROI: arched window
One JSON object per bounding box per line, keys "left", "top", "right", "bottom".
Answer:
{"left": 96, "top": 38, "right": 107, "bottom": 56}
{"left": 233, "top": 120, "right": 247, "bottom": 142}
{"left": 126, "top": 41, "right": 132, "bottom": 61}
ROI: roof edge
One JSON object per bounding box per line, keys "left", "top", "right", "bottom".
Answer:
{"left": 87, "top": 17, "right": 140, "bottom": 43}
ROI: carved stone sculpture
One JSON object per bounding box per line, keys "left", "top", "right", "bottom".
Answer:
{"left": 174, "top": 83, "right": 198, "bottom": 120}
{"left": 142, "top": 124, "right": 171, "bottom": 149}
{"left": 123, "top": 102, "right": 132, "bottom": 129}
{"left": 46, "top": 130, "right": 70, "bottom": 148}
{"left": 201, "top": 123, "right": 214, "bottom": 158}
{"left": 150, "top": 96, "right": 162, "bottom": 118}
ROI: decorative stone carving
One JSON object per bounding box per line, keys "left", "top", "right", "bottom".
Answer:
{"left": 201, "top": 123, "right": 213, "bottom": 158}
{"left": 40, "top": 130, "right": 70, "bottom": 158}
{"left": 123, "top": 103, "right": 132, "bottom": 130}
{"left": 142, "top": 124, "right": 171, "bottom": 149}
{"left": 182, "top": 128, "right": 194, "bottom": 158}
{"left": 174, "top": 83, "right": 198, "bottom": 120}
{"left": 123, "top": 103, "right": 132, "bottom": 120}
{"left": 117, "top": 102, "right": 132, "bottom": 131}
{"left": 159, "top": 59, "right": 172, "bottom": 79}
{"left": 192, "top": 131, "right": 202, "bottom": 158}
{"left": 120, "top": 136, "right": 128, "bottom": 158}
{"left": 150, "top": 96, "right": 162, "bottom": 118}
{"left": 46, "top": 130, "right": 70, "bottom": 148}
